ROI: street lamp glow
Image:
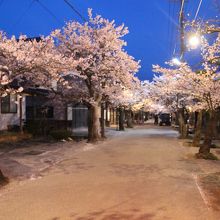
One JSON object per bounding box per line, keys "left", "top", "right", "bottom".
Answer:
{"left": 188, "top": 34, "right": 200, "bottom": 49}
{"left": 172, "top": 58, "right": 181, "bottom": 66}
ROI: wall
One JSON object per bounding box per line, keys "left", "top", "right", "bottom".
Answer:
{"left": 0, "top": 95, "right": 26, "bottom": 131}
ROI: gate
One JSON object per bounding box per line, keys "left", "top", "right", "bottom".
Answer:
{"left": 72, "top": 103, "right": 88, "bottom": 137}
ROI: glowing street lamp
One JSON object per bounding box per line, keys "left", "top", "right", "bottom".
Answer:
{"left": 172, "top": 57, "right": 182, "bottom": 66}
{"left": 188, "top": 34, "right": 200, "bottom": 49}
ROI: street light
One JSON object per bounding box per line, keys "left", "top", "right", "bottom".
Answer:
{"left": 172, "top": 57, "right": 182, "bottom": 66}
{"left": 188, "top": 34, "right": 200, "bottom": 49}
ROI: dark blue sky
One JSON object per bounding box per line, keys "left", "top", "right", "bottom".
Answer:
{"left": 0, "top": 0, "right": 218, "bottom": 80}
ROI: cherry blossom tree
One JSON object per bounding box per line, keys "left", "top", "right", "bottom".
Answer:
{"left": 51, "top": 9, "right": 140, "bottom": 142}
{"left": 0, "top": 32, "right": 72, "bottom": 182}
{"left": 0, "top": 33, "right": 73, "bottom": 94}
{"left": 145, "top": 68, "right": 190, "bottom": 138}
{"left": 185, "top": 19, "right": 220, "bottom": 35}
{"left": 150, "top": 31, "right": 220, "bottom": 158}
{"left": 192, "top": 34, "right": 220, "bottom": 158}
{"left": 110, "top": 84, "right": 141, "bottom": 130}
{"left": 140, "top": 80, "right": 170, "bottom": 114}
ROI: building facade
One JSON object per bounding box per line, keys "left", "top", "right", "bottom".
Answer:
{"left": 0, "top": 94, "right": 26, "bottom": 131}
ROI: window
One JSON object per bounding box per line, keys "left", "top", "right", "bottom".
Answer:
{"left": 1, "top": 94, "right": 18, "bottom": 114}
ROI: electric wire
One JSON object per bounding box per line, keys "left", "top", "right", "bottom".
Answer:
{"left": 35, "top": 0, "right": 62, "bottom": 24}
{"left": 63, "top": 0, "right": 86, "bottom": 22}
{"left": 194, "top": 0, "right": 203, "bottom": 21}
{"left": 179, "top": 0, "right": 185, "bottom": 23}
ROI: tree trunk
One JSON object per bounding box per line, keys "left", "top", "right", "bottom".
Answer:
{"left": 174, "top": 111, "right": 179, "bottom": 126}
{"left": 197, "top": 110, "right": 216, "bottom": 157}
{"left": 131, "top": 111, "right": 135, "bottom": 125}
{"left": 139, "top": 111, "right": 142, "bottom": 124}
{"left": 0, "top": 169, "right": 8, "bottom": 186}
{"left": 154, "top": 114, "right": 158, "bottom": 125}
{"left": 88, "top": 102, "right": 101, "bottom": 142}
{"left": 178, "top": 108, "right": 188, "bottom": 139}
{"left": 126, "top": 109, "right": 133, "bottom": 128}
{"left": 100, "top": 103, "right": 106, "bottom": 139}
{"left": 119, "top": 107, "right": 125, "bottom": 131}
{"left": 193, "top": 111, "right": 203, "bottom": 147}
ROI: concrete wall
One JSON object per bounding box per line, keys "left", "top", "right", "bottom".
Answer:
{"left": 0, "top": 95, "right": 26, "bottom": 131}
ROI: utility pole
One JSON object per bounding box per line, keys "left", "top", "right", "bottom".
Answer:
{"left": 169, "top": 0, "right": 188, "bottom": 137}
{"left": 179, "top": 0, "right": 185, "bottom": 61}
{"left": 169, "top": 0, "right": 186, "bottom": 60}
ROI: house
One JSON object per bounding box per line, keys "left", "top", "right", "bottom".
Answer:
{"left": 0, "top": 94, "right": 121, "bottom": 139}
{"left": 0, "top": 83, "right": 119, "bottom": 136}
{"left": 0, "top": 87, "right": 67, "bottom": 133}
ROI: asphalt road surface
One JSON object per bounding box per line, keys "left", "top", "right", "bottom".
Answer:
{"left": 0, "top": 125, "right": 219, "bottom": 220}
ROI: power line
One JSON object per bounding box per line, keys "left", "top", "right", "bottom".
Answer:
{"left": 63, "top": 0, "right": 86, "bottom": 22}
{"left": 179, "top": 0, "right": 185, "bottom": 23}
{"left": 194, "top": 0, "right": 203, "bottom": 21}
{"left": 35, "top": 0, "right": 62, "bottom": 24}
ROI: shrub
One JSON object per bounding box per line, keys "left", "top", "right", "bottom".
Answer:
{"left": 0, "top": 132, "right": 32, "bottom": 144}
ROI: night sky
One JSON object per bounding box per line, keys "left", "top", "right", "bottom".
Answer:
{"left": 0, "top": 0, "right": 218, "bottom": 80}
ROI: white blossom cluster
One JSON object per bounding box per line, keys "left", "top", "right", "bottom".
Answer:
{"left": 0, "top": 9, "right": 141, "bottom": 110}
{"left": 145, "top": 32, "right": 220, "bottom": 114}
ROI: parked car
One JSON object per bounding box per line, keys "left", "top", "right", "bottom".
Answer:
{"left": 158, "top": 113, "right": 171, "bottom": 126}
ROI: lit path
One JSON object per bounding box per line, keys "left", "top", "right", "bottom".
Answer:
{"left": 0, "top": 125, "right": 218, "bottom": 220}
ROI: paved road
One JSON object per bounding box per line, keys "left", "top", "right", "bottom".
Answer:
{"left": 0, "top": 125, "right": 218, "bottom": 220}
